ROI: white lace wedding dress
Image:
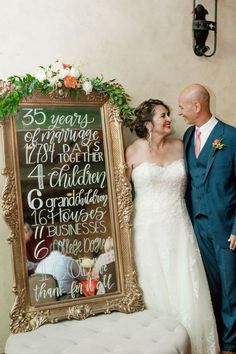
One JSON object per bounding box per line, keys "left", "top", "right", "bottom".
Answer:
{"left": 132, "top": 159, "right": 220, "bottom": 354}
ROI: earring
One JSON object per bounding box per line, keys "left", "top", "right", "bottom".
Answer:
{"left": 147, "top": 129, "right": 152, "bottom": 150}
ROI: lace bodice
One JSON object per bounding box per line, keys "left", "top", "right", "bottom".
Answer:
{"left": 132, "top": 159, "right": 187, "bottom": 222}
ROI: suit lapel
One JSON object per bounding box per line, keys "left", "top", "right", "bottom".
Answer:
{"left": 184, "top": 126, "right": 195, "bottom": 175}
{"left": 203, "top": 120, "right": 224, "bottom": 182}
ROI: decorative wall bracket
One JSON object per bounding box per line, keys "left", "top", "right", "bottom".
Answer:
{"left": 192, "top": 0, "right": 218, "bottom": 57}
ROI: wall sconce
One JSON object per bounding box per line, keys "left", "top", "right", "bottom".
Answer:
{"left": 192, "top": 0, "right": 218, "bottom": 57}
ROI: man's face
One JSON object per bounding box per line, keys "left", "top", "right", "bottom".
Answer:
{"left": 178, "top": 95, "right": 198, "bottom": 125}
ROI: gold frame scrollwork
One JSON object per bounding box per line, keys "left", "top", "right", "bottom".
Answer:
{"left": 2, "top": 168, "right": 19, "bottom": 244}
{"left": 9, "top": 287, "right": 51, "bottom": 333}
{"left": 1, "top": 91, "right": 144, "bottom": 333}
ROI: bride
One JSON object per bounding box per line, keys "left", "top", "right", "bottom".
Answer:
{"left": 125, "top": 99, "right": 220, "bottom": 354}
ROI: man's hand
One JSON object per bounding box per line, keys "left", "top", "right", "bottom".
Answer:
{"left": 228, "top": 235, "right": 236, "bottom": 250}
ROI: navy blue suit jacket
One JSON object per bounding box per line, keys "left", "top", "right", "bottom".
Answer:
{"left": 183, "top": 120, "right": 236, "bottom": 247}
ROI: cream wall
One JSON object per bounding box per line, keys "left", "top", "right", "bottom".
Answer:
{"left": 0, "top": 0, "right": 236, "bottom": 351}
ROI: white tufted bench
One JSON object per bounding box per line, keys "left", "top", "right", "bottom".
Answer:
{"left": 5, "top": 310, "right": 190, "bottom": 354}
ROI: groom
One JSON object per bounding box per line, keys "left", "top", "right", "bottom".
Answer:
{"left": 179, "top": 84, "right": 236, "bottom": 354}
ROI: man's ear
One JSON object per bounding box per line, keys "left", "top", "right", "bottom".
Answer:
{"left": 194, "top": 101, "right": 201, "bottom": 113}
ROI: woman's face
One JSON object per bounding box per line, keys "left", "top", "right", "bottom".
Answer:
{"left": 149, "top": 105, "right": 172, "bottom": 135}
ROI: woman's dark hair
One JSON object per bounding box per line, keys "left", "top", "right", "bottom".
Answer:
{"left": 133, "top": 99, "right": 169, "bottom": 138}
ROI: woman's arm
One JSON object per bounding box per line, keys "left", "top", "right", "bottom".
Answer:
{"left": 125, "top": 144, "right": 135, "bottom": 181}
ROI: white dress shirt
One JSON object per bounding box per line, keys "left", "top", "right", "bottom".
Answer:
{"left": 195, "top": 116, "right": 218, "bottom": 152}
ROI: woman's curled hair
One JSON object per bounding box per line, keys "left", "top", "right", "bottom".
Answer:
{"left": 133, "top": 98, "right": 169, "bottom": 138}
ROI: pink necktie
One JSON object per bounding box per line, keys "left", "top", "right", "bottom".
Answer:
{"left": 195, "top": 127, "right": 201, "bottom": 158}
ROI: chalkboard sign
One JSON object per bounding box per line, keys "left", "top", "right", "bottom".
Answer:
{"left": 1, "top": 91, "right": 144, "bottom": 333}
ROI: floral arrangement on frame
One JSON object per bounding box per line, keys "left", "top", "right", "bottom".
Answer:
{"left": 0, "top": 60, "right": 134, "bottom": 127}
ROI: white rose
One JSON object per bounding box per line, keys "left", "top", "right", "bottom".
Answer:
{"left": 46, "top": 70, "right": 54, "bottom": 79}
{"left": 82, "top": 80, "right": 93, "bottom": 95}
{"left": 51, "top": 60, "right": 63, "bottom": 73}
{"left": 35, "top": 68, "right": 46, "bottom": 82}
{"left": 70, "top": 66, "right": 80, "bottom": 78}
{"left": 48, "top": 75, "right": 59, "bottom": 86}
{"left": 58, "top": 68, "right": 70, "bottom": 79}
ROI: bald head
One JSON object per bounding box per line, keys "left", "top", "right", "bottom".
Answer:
{"left": 180, "top": 84, "right": 210, "bottom": 108}
{"left": 178, "top": 84, "right": 212, "bottom": 126}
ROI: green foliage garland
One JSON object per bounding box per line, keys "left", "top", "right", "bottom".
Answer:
{"left": 0, "top": 62, "right": 134, "bottom": 128}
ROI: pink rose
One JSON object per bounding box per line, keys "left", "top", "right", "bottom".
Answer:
{"left": 63, "top": 63, "right": 71, "bottom": 69}
{"left": 213, "top": 139, "right": 220, "bottom": 145}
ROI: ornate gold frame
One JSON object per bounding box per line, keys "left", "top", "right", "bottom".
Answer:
{"left": 1, "top": 91, "right": 144, "bottom": 333}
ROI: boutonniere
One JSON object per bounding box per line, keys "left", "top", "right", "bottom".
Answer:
{"left": 212, "top": 138, "right": 225, "bottom": 150}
